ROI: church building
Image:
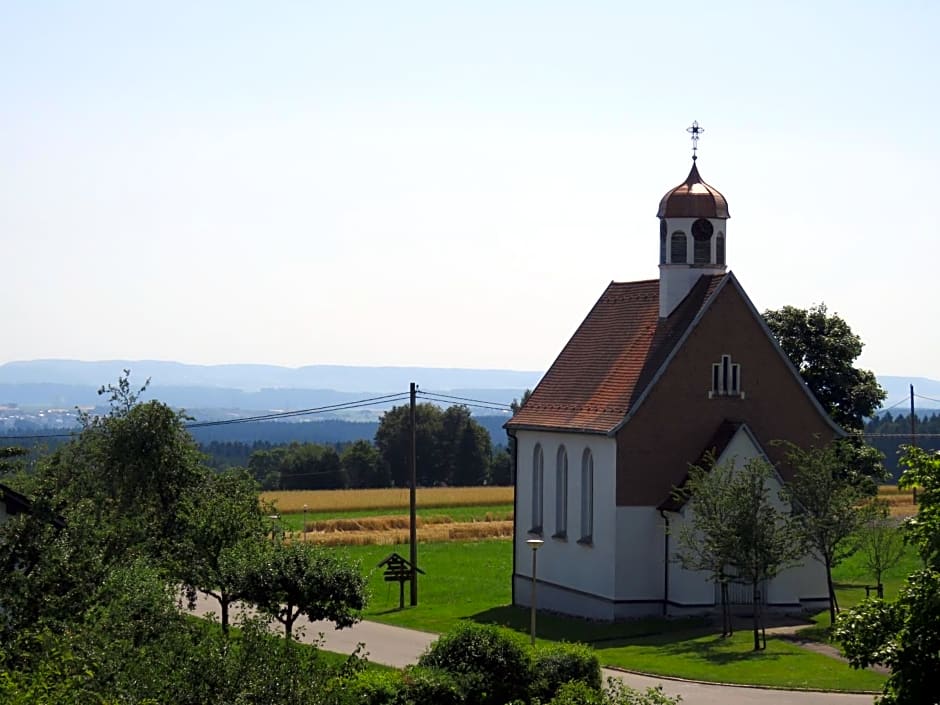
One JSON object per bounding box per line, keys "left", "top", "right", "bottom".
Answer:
{"left": 505, "top": 125, "right": 839, "bottom": 620}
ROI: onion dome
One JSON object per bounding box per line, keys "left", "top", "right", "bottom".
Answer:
{"left": 657, "top": 162, "right": 729, "bottom": 219}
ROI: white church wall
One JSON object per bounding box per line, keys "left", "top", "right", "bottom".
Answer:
{"left": 613, "top": 507, "right": 666, "bottom": 601}
{"left": 514, "top": 430, "right": 618, "bottom": 617}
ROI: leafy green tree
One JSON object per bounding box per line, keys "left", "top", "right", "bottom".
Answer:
{"left": 857, "top": 500, "right": 906, "bottom": 596}
{"left": 176, "top": 469, "right": 270, "bottom": 633}
{"left": 239, "top": 539, "right": 367, "bottom": 640}
{"left": 835, "top": 447, "right": 940, "bottom": 704}
{"left": 780, "top": 440, "right": 871, "bottom": 626}
{"left": 375, "top": 402, "right": 444, "bottom": 486}
{"left": 676, "top": 457, "right": 802, "bottom": 649}
{"left": 341, "top": 440, "right": 389, "bottom": 488}
{"left": 836, "top": 569, "right": 940, "bottom": 705}
{"left": 898, "top": 446, "right": 940, "bottom": 566}
{"left": 672, "top": 455, "right": 740, "bottom": 636}
{"left": 489, "top": 447, "right": 512, "bottom": 486}
{"left": 763, "top": 304, "right": 886, "bottom": 431}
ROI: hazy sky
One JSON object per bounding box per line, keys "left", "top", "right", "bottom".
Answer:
{"left": 3, "top": 1, "right": 938, "bottom": 384}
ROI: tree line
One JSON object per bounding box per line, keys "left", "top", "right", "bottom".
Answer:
{"left": 214, "top": 403, "right": 513, "bottom": 490}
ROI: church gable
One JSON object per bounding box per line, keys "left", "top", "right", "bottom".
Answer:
{"left": 614, "top": 275, "right": 841, "bottom": 507}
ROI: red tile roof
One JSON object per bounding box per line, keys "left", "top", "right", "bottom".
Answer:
{"left": 506, "top": 274, "right": 726, "bottom": 434}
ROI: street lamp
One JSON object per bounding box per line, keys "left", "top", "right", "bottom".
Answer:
{"left": 526, "top": 538, "right": 544, "bottom": 645}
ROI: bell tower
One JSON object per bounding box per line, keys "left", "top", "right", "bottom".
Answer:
{"left": 657, "top": 122, "right": 730, "bottom": 318}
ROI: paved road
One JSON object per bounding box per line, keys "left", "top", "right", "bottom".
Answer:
{"left": 190, "top": 595, "right": 876, "bottom": 705}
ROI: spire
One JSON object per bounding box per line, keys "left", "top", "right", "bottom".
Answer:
{"left": 686, "top": 120, "right": 704, "bottom": 161}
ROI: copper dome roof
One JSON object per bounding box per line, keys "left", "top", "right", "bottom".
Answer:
{"left": 657, "top": 162, "right": 730, "bottom": 219}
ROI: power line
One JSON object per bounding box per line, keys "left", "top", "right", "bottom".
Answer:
{"left": 416, "top": 393, "right": 512, "bottom": 413}
{"left": 416, "top": 390, "right": 513, "bottom": 411}
{"left": 913, "top": 392, "right": 940, "bottom": 405}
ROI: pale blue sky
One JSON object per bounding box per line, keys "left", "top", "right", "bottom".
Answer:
{"left": 2, "top": 1, "right": 938, "bottom": 382}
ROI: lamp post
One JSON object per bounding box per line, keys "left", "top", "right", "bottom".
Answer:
{"left": 526, "top": 538, "right": 544, "bottom": 645}
{"left": 303, "top": 504, "right": 308, "bottom": 542}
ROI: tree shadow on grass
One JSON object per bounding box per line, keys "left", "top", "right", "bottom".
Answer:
{"left": 465, "top": 605, "right": 711, "bottom": 646}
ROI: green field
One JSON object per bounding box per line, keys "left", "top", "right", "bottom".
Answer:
{"left": 336, "top": 540, "right": 888, "bottom": 692}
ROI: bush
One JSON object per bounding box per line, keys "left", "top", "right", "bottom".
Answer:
{"left": 400, "top": 666, "right": 465, "bottom": 705}
{"left": 418, "top": 623, "right": 530, "bottom": 705}
{"left": 340, "top": 668, "right": 403, "bottom": 705}
{"left": 548, "top": 681, "right": 606, "bottom": 705}
{"left": 530, "top": 643, "right": 602, "bottom": 702}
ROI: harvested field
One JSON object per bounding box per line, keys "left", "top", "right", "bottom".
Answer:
{"left": 262, "top": 486, "right": 514, "bottom": 514}
{"left": 877, "top": 485, "right": 917, "bottom": 518}
{"left": 305, "top": 511, "right": 512, "bottom": 533}
{"left": 295, "top": 519, "right": 514, "bottom": 546}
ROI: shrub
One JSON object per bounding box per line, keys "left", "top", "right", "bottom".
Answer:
{"left": 547, "top": 681, "right": 606, "bottom": 705}
{"left": 400, "top": 666, "right": 465, "bottom": 705}
{"left": 530, "top": 643, "right": 602, "bottom": 702}
{"left": 418, "top": 622, "right": 530, "bottom": 705}
{"left": 340, "top": 668, "right": 403, "bottom": 705}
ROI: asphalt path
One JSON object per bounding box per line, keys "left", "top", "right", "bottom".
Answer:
{"left": 189, "top": 594, "right": 876, "bottom": 705}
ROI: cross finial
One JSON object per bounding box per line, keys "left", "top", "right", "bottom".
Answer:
{"left": 686, "top": 120, "right": 704, "bottom": 161}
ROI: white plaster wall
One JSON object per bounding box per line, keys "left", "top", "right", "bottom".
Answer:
{"left": 658, "top": 215, "right": 727, "bottom": 317}
{"left": 614, "top": 507, "right": 668, "bottom": 601}
{"left": 514, "top": 430, "right": 617, "bottom": 601}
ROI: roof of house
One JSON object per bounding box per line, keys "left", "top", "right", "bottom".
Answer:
{"left": 0, "top": 482, "right": 66, "bottom": 528}
{"left": 506, "top": 273, "right": 726, "bottom": 434}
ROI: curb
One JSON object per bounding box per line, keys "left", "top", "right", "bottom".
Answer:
{"left": 602, "top": 665, "right": 881, "bottom": 696}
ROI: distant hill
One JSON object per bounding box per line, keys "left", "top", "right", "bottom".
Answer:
{"left": 1, "top": 360, "right": 936, "bottom": 417}
{"left": 0, "top": 360, "right": 539, "bottom": 426}
{"left": 0, "top": 360, "right": 542, "bottom": 394}
{"left": 877, "top": 376, "right": 940, "bottom": 409}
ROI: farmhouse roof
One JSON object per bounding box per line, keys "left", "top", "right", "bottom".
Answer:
{"left": 505, "top": 273, "right": 725, "bottom": 434}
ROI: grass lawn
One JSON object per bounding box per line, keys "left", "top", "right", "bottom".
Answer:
{"left": 335, "top": 540, "right": 886, "bottom": 692}
{"left": 800, "top": 538, "right": 922, "bottom": 637}
{"left": 278, "top": 504, "right": 513, "bottom": 531}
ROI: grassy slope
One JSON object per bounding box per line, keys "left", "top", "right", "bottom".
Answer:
{"left": 338, "top": 540, "right": 887, "bottom": 692}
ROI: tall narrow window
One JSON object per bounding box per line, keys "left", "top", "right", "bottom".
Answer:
{"left": 580, "top": 449, "right": 594, "bottom": 543}
{"left": 716, "top": 232, "right": 726, "bottom": 265}
{"left": 659, "top": 220, "right": 667, "bottom": 264}
{"left": 692, "top": 218, "right": 714, "bottom": 264}
{"left": 554, "top": 446, "right": 568, "bottom": 538}
{"left": 670, "top": 232, "right": 687, "bottom": 264}
{"left": 531, "top": 444, "right": 544, "bottom": 533}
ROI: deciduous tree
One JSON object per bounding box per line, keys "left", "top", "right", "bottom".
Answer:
{"left": 781, "top": 440, "right": 871, "bottom": 626}
{"left": 239, "top": 539, "right": 367, "bottom": 640}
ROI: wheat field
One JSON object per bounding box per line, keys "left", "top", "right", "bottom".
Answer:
{"left": 877, "top": 485, "right": 918, "bottom": 518}
{"left": 262, "top": 486, "right": 514, "bottom": 514}
{"left": 293, "top": 519, "right": 514, "bottom": 546}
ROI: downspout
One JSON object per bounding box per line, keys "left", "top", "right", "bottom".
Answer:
{"left": 508, "top": 429, "right": 519, "bottom": 608}
{"left": 659, "top": 509, "right": 670, "bottom": 617}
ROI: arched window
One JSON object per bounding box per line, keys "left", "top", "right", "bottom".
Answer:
{"left": 670, "top": 232, "right": 687, "bottom": 264}
{"left": 555, "top": 446, "right": 568, "bottom": 538}
{"left": 716, "top": 232, "right": 726, "bottom": 265}
{"left": 531, "top": 444, "right": 544, "bottom": 533}
{"left": 692, "top": 218, "right": 714, "bottom": 264}
{"left": 580, "top": 449, "right": 594, "bottom": 543}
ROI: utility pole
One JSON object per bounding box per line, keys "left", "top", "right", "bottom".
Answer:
{"left": 911, "top": 384, "right": 917, "bottom": 448}
{"left": 409, "top": 382, "right": 418, "bottom": 606}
